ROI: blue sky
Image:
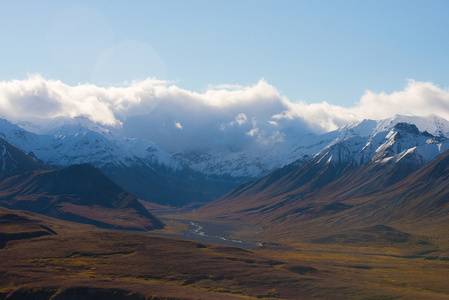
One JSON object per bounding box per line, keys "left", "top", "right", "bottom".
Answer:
{"left": 1, "top": 0, "right": 448, "bottom": 108}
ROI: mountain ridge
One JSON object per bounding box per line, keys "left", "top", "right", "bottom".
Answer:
{"left": 2, "top": 114, "right": 449, "bottom": 207}
{"left": 193, "top": 118, "right": 449, "bottom": 242}
{"left": 0, "top": 118, "right": 234, "bottom": 206}
{"left": 175, "top": 114, "right": 449, "bottom": 182}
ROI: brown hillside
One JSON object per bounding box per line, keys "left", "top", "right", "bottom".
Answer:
{"left": 0, "top": 164, "right": 164, "bottom": 231}
{"left": 194, "top": 149, "right": 449, "bottom": 243}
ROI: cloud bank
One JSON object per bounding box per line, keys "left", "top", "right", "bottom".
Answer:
{"left": 0, "top": 75, "right": 449, "bottom": 151}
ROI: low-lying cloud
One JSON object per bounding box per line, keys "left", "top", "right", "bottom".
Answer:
{"left": 1, "top": 75, "right": 448, "bottom": 151}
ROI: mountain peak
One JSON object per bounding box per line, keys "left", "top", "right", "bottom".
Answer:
{"left": 393, "top": 122, "right": 420, "bottom": 135}
{"left": 339, "top": 115, "right": 449, "bottom": 141}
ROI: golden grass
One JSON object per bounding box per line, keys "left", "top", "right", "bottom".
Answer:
{"left": 161, "top": 210, "right": 449, "bottom": 299}
{"left": 150, "top": 219, "right": 189, "bottom": 235}
{"left": 2, "top": 206, "right": 449, "bottom": 299}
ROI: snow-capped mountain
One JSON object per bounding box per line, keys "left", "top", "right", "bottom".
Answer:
{"left": 8, "top": 114, "right": 449, "bottom": 184}
{"left": 44, "top": 124, "right": 183, "bottom": 171}
{"left": 0, "top": 118, "right": 232, "bottom": 206}
{"left": 173, "top": 131, "right": 340, "bottom": 181}
{"left": 314, "top": 122, "right": 449, "bottom": 177}
{"left": 1, "top": 114, "right": 449, "bottom": 206}
{"left": 335, "top": 114, "right": 449, "bottom": 142}
{"left": 317, "top": 114, "right": 449, "bottom": 166}
{"left": 196, "top": 125, "right": 449, "bottom": 248}
{"left": 0, "top": 118, "right": 182, "bottom": 172}
{"left": 174, "top": 114, "right": 449, "bottom": 182}
{"left": 195, "top": 115, "right": 449, "bottom": 231}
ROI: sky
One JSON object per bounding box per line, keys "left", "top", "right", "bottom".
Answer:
{"left": 1, "top": 1, "right": 449, "bottom": 151}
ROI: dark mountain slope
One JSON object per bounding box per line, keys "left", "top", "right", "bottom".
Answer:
{"left": 195, "top": 133, "right": 449, "bottom": 242}
{"left": 0, "top": 137, "right": 50, "bottom": 179}
{"left": 0, "top": 164, "right": 164, "bottom": 230}
{"left": 346, "top": 148, "right": 449, "bottom": 223}
{"left": 103, "top": 164, "right": 236, "bottom": 207}
{"left": 291, "top": 149, "right": 449, "bottom": 242}
{"left": 199, "top": 123, "right": 435, "bottom": 223}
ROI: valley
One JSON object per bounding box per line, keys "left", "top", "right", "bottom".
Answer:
{"left": 1, "top": 115, "right": 449, "bottom": 298}
{"left": 151, "top": 207, "right": 449, "bottom": 299}
{"left": 154, "top": 218, "right": 263, "bottom": 249}
{"left": 2, "top": 206, "right": 449, "bottom": 299}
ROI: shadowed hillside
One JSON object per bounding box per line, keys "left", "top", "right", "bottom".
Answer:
{"left": 0, "top": 137, "right": 50, "bottom": 179}
{"left": 0, "top": 164, "right": 164, "bottom": 230}
{"left": 194, "top": 146, "right": 449, "bottom": 243}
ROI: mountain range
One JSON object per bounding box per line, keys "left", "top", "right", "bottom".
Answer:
{"left": 194, "top": 117, "right": 449, "bottom": 243}
{"left": 1, "top": 114, "right": 449, "bottom": 209}
{"left": 0, "top": 117, "right": 233, "bottom": 206}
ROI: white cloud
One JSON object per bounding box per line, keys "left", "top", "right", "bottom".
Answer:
{"left": 272, "top": 80, "right": 449, "bottom": 133}
{"left": 0, "top": 75, "right": 119, "bottom": 126}
{"left": 353, "top": 80, "right": 449, "bottom": 120}
{"left": 229, "top": 113, "right": 247, "bottom": 126}
{"left": 174, "top": 121, "right": 183, "bottom": 130}
{"left": 246, "top": 118, "right": 259, "bottom": 137}
{"left": 1, "top": 75, "right": 449, "bottom": 151}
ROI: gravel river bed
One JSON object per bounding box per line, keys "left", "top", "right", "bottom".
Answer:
{"left": 154, "top": 218, "right": 262, "bottom": 250}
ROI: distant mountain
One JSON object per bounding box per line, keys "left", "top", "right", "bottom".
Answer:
{"left": 173, "top": 130, "right": 334, "bottom": 182}
{"left": 2, "top": 114, "right": 449, "bottom": 207}
{"left": 306, "top": 121, "right": 448, "bottom": 188}
{"left": 0, "top": 118, "right": 182, "bottom": 171}
{"left": 0, "top": 118, "right": 232, "bottom": 206}
{"left": 174, "top": 114, "right": 449, "bottom": 183}
{"left": 196, "top": 117, "right": 449, "bottom": 241}
{"left": 0, "top": 164, "right": 164, "bottom": 230}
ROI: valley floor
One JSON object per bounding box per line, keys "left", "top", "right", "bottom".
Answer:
{"left": 154, "top": 210, "right": 449, "bottom": 299}
{"left": 1, "top": 207, "right": 449, "bottom": 299}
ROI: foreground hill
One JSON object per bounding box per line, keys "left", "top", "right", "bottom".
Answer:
{"left": 0, "top": 164, "right": 164, "bottom": 230}
{"left": 0, "top": 208, "right": 57, "bottom": 249}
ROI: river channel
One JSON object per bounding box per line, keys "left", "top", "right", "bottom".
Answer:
{"left": 154, "top": 218, "right": 262, "bottom": 250}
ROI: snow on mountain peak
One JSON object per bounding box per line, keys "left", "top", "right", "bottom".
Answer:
{"left": 337, "top": 115, "right": 449, "bottom": 142}
{"left": 2, "top": 114, "right": 449, "bottom": 184}
{"left": 315, "top": 115, "right": 449, "bottom": 175}
{"left": 0, "top": 118, "right": 182, "bottom": 172}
